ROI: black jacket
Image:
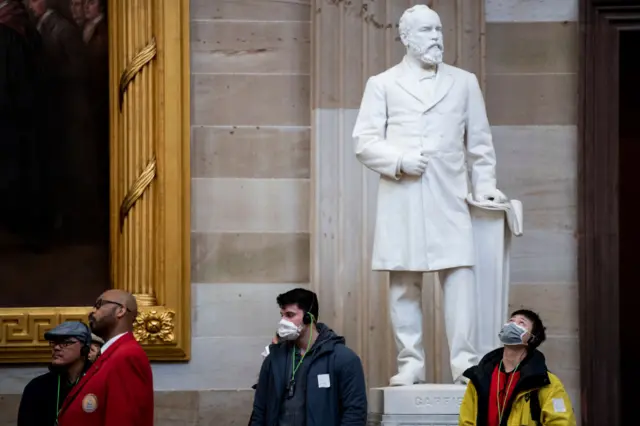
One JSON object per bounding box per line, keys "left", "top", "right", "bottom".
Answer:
{"left": 17, "top": 363, "right": 91, "bottom": 426}
{"left": 18, "top": 370, "right": 71, "bottom": 426}
{"left": 462, "top": 348, "right": 552, "bottom": 426}
{"left": 249, "top": 323, "right": 367, "bottom": 426}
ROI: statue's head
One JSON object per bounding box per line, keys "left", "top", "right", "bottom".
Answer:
{"left": 399, "top": 5, "right": 444, "bottom": 66}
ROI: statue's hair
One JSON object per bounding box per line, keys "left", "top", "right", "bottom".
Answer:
{"left": 398, "top": 5, "right": 439, "bottom": 40}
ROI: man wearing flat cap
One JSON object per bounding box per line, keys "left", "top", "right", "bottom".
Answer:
{"left": 89, "top": 333, "right": 104, "bottom": 362}
{"left": 17, "top": 321, "right": 93, "bottom": 426}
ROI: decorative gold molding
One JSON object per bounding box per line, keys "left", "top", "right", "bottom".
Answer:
{"left": 118, "top": 37, "right": 157, "bottom": 110}
{"left": 134, "top": 308, "right": 176, "bottom": 344}
{"left": 0, "top": 306, "right": 182, "bottom": 362}
{"left": 119, "top": 155, "right": 157, "bottom": 230}
{"left": 0, "top": 0, "right": 191, "bottom": 364}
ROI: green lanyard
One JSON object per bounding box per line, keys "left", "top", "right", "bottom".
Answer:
{"left": 291, "top": 329, "right": 314, "bottom": 379}
{"left": 56, "top": 374, "right": 79, "bottom": 422}
{"left": 287, "top": 329, "right": 314, "bottom": 398}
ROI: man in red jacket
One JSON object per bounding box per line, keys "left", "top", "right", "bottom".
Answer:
{"left": 58, "top": 290, "right": 154, "bottom": 426}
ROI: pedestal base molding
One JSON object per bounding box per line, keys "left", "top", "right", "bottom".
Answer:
{"left": 368, "top": 384, "right": 466, "bottom": 425}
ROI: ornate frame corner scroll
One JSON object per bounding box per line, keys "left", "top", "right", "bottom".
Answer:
{"left": 0, "top": 0, "right": 191, "bottom": 363}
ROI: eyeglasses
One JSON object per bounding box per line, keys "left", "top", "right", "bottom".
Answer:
{"left": 49, "top": 339, "right": 79, "bottom": 349}
{"left": 93, "top": 299, "right": 130, "bottom": 312}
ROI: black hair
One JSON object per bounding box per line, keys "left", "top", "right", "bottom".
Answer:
{"left": 510, "top": 309, "right": 546, "bottom": 350}
{"left": 276, "top": 288, "right": 319, "bottom": 322}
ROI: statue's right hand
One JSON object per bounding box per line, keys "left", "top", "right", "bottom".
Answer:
{"left": 400, "top": 150, "right": 428, "bottom": 176}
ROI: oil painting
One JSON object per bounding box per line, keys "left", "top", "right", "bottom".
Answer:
{"left": 0, "top": 0, "right": 109, "bottom": 307}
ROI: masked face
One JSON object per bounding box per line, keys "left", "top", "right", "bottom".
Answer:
{"left": 402, "top": 9, "right": 444, "bottom": 66}
{"left": 498, "top": 321, "right": 531, "bottom": 346}
{"left": 277, "top": 304, "right": 306, "bottom": 341}
{"left": 277, "top": 318, "right": 303, "bottom": 341}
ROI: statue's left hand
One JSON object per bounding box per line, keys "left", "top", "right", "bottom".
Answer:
{"left": 474, "top": 189, "right": 508, "bottom": 203}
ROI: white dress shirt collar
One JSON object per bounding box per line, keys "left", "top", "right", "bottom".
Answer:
{"left": 100, "top": 332, "right": 127, "bottom": 354}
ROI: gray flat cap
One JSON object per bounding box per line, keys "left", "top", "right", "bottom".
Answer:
{"left": 44, "top": 321, "right": 91, "bottom": 345}
{"left": 91, "top": 333, "right": 105, "bottom": 345}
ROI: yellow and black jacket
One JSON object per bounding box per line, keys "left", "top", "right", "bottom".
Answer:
{"left": 459, "top": 348, "right": 577, "bottom": 426}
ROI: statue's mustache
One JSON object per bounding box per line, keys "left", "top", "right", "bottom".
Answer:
{"left": 424, "top": 43, "right": 443, "bottom": 52}
{"left": 411, "top": 42, "right": 443, "bottom": 54}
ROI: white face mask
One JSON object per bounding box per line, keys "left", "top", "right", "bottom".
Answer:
{"left": 277, "top": 318, "right": 303, "bottom": 341}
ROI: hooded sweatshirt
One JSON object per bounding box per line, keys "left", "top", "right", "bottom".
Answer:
{"left": 249, "top": 323, "right": 367, "bottom": 426}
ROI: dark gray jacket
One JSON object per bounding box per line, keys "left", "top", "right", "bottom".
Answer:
{"left": 249, "top": 323, "right": 367, "bottom": 426}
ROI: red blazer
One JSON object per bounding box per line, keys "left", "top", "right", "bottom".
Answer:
{"left": 58, "top": 332, "right": 154, "bottom": 426}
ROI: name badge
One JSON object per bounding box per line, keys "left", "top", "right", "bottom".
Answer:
{"left": 552, "top": 398, "right": 566, "bottom": 413}
{"left": 317, "top": 374, "right": 330, "bottom": 388}
{"left": 82, "top": 393, "right": 98, "bottom": 413}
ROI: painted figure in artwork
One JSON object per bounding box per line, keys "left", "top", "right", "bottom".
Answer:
{"left": 0, "top": 0, "right": 109, "bottom": 307}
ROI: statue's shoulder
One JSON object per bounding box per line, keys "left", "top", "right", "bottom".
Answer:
{"left": 440, "top": 63, "right": 475, "bottom": 78}
{"left": 365, "top": 63, "right": 404, "bottom": 86}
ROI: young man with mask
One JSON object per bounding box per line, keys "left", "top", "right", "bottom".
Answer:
{"left": 250, "top": 288, "right": 367, "bottom": 426}
{"left": 459, "top": 309, "right": 576, "bottom": 426}
{"left": 17, "top": 321, "right": 93, "bottom": 426}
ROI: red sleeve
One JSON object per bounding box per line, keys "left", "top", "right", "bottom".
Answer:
{"left": 103, "top": 347, "right": 154, "bottom": 426}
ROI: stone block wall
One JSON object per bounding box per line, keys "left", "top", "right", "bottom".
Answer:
{"left": 0, "top": 1, "right": 583, "bottom": 424}
{"left": 155, "top": 0, "right": 312, "bottom": 393}
{"left": 485, "top": 0, "right": 580, "bottom": 421}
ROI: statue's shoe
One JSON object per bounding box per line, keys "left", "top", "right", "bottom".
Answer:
{"left": 389, "top": 372, "right": 422, "bottom": 386}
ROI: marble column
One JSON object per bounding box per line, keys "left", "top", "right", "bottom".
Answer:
{"left": 311, "top": 0, "right": 486, "bottom": 386}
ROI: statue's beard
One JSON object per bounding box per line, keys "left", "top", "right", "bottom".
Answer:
{"left": 408, "top": 43, "right": 443, "bottom": 66}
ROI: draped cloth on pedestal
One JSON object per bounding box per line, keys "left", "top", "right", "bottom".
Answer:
{"left": 466, "top": 196, "right": 523, "bottom": 358}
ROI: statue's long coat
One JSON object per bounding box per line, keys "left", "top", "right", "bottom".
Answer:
{"left": 353, "top": 58, "right": 498, "bottom": 271}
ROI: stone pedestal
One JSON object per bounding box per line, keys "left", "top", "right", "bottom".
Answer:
{"left": 368, "top": 384, "right": 466, "bottom": 426}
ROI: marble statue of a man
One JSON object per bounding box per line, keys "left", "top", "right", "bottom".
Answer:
{"left": 352, "top": 5, "right": 507, "bottom": 386}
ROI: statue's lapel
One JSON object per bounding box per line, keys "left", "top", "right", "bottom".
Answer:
{"left": 396, "top": 61, "right": 455, "bottom": 111}
{"left": 396, "top": 69, "right": 427, "bottom": 106}
{"left": 424, "top": 64, "right": 454, "bottom": 112}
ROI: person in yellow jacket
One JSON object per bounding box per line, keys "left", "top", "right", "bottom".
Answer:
{"left": 459, "top": 309, "right": 576, "bottom": 426}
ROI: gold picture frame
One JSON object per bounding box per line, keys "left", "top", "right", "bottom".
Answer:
{"left": 0, "top": 0, "right": 191, "bottom": 363}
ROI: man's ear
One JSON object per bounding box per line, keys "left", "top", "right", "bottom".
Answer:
{"left": 115, "top": 306, "right": 127, "bottom": 319}
{"left": 399, "top": 32, "right": 409, "bottom": 47}
{"left": 525, "top": 332, "right": 535, "bottom": 345}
